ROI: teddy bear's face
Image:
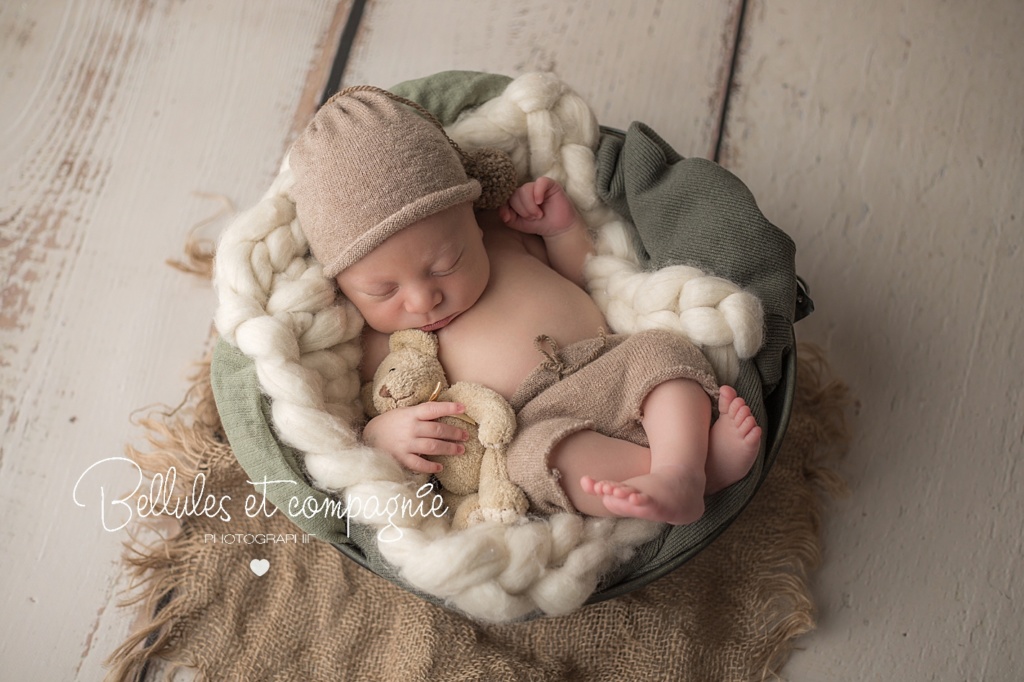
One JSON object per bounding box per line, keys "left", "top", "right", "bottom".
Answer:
{"left": 371, "top": 346, "right": 448, "bottom": 414}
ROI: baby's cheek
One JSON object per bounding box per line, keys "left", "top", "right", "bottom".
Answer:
{"left": 358, "top": 305, "right": 394, "bottom": 333}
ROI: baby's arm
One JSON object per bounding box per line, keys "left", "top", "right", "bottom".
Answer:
{"left": 362, "top": 403, "right": 470, "bottom": 474}
{"left": 499, "top": 177, "right": 594, "bottom": 288}
{"left": 359, "top": 329, "right": 470, "bottom": 475}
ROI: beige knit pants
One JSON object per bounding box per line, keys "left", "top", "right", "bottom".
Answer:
{"left": 506, "top": 329, "right": 720, "bottom": 515}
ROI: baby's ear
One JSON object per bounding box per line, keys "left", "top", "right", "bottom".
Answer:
{"left": 389, "top": 329, "right": 440, "bottom": 357}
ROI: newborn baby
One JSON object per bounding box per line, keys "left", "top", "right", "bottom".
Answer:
{"left": 291, "top": 87, "right": 761, "bottom": 525}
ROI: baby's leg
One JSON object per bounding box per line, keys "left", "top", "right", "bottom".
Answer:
{"left": 549, "top": 431, "right": 652, "bottom": 517}
{"left": 583, "top": 378, "right": 712, "bottom": 524}
{"left": 576, "top": 381, "right": 761, "bottom": 524}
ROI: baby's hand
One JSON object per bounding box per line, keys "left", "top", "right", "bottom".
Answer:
{"left": 499, "top": 176, "right": 581, "bottom": 237}
{"left": 362, "top": 402, "right": 470, "bottom": 474}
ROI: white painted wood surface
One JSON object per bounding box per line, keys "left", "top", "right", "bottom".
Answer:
{"left": 720, "top": 1, "right": 1024, "bottom": 679}
{"left": 344, "top": 0, "right": 741, "bottom": 158}
{"left": 3, "top": 0, "right": 1021, "bottom": 679}
{"left": 0, "top": 1, "right": 346, "bottom": 679}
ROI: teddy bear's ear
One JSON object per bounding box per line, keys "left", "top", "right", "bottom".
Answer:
{"left": 388, "top": 329, "right": 440, "bottom": 356}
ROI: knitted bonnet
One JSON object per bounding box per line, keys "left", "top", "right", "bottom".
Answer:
{"left": 290, "top": 86, "right": 518, "bottom": 278}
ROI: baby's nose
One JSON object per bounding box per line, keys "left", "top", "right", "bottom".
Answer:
{"left": 405, "top": 286, "right": 442, "bottom": 313}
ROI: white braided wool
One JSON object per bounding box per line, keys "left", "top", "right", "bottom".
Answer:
{"left": 213, "top": 73, "right": 763, "bottom": 622}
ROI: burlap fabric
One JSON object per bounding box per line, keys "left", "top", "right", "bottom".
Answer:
{"left": 106, "top": 345, "right": 847, "bottom": 682}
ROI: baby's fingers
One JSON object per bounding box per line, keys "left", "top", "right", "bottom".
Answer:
{"left": 413, "top": 400, "right": 466, "bottom": 420}
{"left": 415, "top": 418, "right": 469, "bottom": 444}
{"left": 509, "top": 185, "right": 543, "bottom": 219}
{"left": 532, "top": 176, "right": 560, "bottom": 204}
{"left": 411, "top": 437, "right": 465, "bottom": 458}
{"left": 400, "top": 436, "right": 465, "bottom": 475}
{"left": 395, "top": 452, "right": 444, "bottom": 475}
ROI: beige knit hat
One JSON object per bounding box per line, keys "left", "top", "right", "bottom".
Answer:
{"left": 290, "top": 86, "right": 517, "bottom": 278}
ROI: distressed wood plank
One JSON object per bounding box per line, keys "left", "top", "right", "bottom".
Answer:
{"left": 0, "top": 1, "right": 347, "bottom": 678}
{"left": 721, "top": 0, "right": 1024, "bottom": 678}
{"left": 345, "top": 0, "right": 741, "bottom": 158}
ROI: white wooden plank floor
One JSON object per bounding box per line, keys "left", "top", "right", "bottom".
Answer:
{"left": 344, "top": 0, "right": 742, "bottom": 158}
{"left": 2, "top": 1, "right": 1021, "bottom": 679}
{"left": 0, "top": 1, "right": 348, "bottom": 679}
{"left": 721, "top": 2, "right": 1024, "bottom": 678}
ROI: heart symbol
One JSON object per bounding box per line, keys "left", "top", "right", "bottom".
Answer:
{"left": 250, "top": 559, "right": 270, "bottom": 577}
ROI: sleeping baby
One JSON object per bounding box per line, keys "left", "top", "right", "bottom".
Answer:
{"left": 290, "top": 87, "right": 761, "bottom": 525}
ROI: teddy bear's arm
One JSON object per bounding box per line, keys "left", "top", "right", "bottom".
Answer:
{"left": 445, "top": 382, "right": 517, "bottom": 448}
{"left": 476, "top": 447, "right": 528, "bottom": 524}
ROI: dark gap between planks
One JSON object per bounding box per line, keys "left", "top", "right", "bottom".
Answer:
{"left": 321, "top": 0, "right": 368, "bottom": 105}
{"left": 714, "top": 0, "right": 748, "bottom": 163}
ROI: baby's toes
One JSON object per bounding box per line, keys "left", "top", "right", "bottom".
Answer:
{"left": 627, "top": 491, "right": 652, "bottom": 506}
{"left": 718, "top": 385, "right": 737, "bottom": 412}
{"left": 609, "top": 483, "right": 640, "bottom": 499}
{"left": 580, "top": 475, "right": 598, "bottom": 495}
{"left": 728, "top": 396, "right": 749, "bottom": 420}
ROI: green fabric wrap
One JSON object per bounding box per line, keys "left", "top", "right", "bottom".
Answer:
{"left": 210, "top": 70, "right": 801, "bottom": 609}
{"left": 595, "top": 122, "right": 797, "bottom": 395}
{"left": 389, "top": 70, "right": 513, "bottom": 126}
{"left": 590, "top": 124, "right": 799, "bottom": 589}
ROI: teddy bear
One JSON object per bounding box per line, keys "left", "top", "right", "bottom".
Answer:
{"left": 362, "top": 329, "right": 528, "bottom": 529}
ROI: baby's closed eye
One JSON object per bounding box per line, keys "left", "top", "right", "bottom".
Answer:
{"left": 364, "top": 286, "right": 398, "bottom": 298}
{"left": 431, "top": 253, "right": 463, "bottom": 277}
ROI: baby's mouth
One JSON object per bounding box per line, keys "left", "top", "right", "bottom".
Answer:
{"left": 419, "top": 312, "right": 457, "bottom": 332}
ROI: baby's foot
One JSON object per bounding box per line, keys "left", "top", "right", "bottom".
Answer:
{"left": 705, "top": 386, "right": 762, "bottom": 493}
{"left": 580, "top": 467, "right": 706, "bottom": 525}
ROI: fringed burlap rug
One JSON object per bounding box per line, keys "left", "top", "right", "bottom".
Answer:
{"left": 106, "top": 345, "right": 848, "bottom": 682}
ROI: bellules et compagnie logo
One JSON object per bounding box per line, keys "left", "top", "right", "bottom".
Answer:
{"left": 73, "top": 457, "right": 447, "bottom": 542}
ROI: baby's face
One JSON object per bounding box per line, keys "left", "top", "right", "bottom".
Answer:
{"left": 336, "top": 202, "right": 490, "bottom": 334}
